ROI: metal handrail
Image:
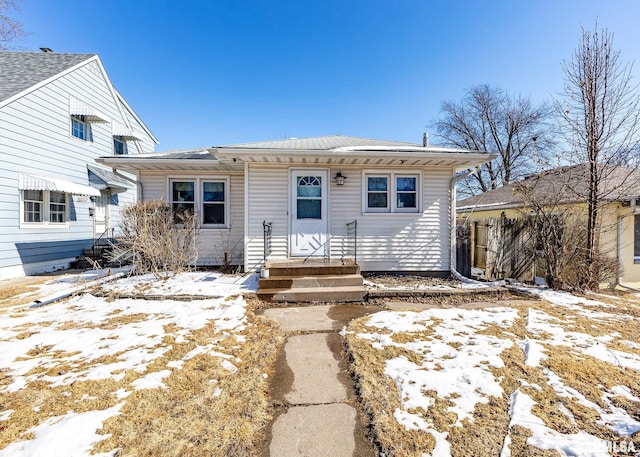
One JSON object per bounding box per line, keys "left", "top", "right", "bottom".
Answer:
{"left": 345, "top": 220, "right": 357, "bottom": 264}
{"left": 92, "top": 227, "right": 115, "bottom": 257}
{"left": 263, "top": 221, "right": 272, "bottom": 262}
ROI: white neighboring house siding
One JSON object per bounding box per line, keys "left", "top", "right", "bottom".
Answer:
{"left": 138, "top": 170, "right": 245, "bottom": 267}
{"left": 245, "top": 163, "right": 453, "bottom": 272}
{"left": 0, "top": 58, "right": 153, "bottom": 279}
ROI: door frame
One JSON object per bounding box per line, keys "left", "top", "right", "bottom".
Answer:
{"left": 288, "top": 168, "right": 330, "bottom": 257}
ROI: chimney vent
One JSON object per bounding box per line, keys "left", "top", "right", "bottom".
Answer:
{"left": 40, "top": 48, "right": 53, "bottom": 53}
{"left": 423, "top": 132, "right": 429, "bottom": 147}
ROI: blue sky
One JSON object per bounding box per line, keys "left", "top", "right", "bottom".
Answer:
{"left": 13, "top": 0, "right": 640, "bottom": 151}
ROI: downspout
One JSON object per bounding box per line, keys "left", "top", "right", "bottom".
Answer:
{"left": 110, "top": 168, "right": 143, "bottom": 201}
{"left": 617, "top": 198, "right": 640, "bottom": 292}
{"left": 449, "top": 170, "right": 505, "bottom": 286}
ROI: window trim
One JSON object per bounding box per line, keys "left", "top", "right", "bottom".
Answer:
{"left": 362, "top": 170, "right": 422, "bottom": 214}
{"left": 113, "top": 137, "right": 128, "bottom": 155}
{"left": 168, "top": 176, "right": 230, "bottom": 229}
{"left": 70, "top": 115, "right": 93, "bottom": 142}
{"left": 20, "top": 190, "right": 70, "bottom": 228}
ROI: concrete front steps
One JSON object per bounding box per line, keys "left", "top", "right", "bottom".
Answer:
{"left": 257, "top": 260, "right": 367, "bottom": 302}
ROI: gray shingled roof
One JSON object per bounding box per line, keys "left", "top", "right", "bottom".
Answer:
{"left": 219, "top": 135, "right": 421, "bottom": 150}
{"left": 458, "top": 164, "right": 640, "bottom": 209}
{"left": 0, "top": 51, "right": 94, "bottom": 103}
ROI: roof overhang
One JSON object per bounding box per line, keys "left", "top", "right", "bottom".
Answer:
{"left": 19, "top": 173, "right": 101, "bottom": 197}
{"left": 212, "top": 146, "right": 497, "bottom": 170}
{"left": 95, "top": 153, "right": 244, "bottom": 173}
{"left": 87, "top": 165, "right": 133, "bottom": 194}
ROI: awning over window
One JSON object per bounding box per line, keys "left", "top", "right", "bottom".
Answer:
{"left": 19, "top": 173, "right": 101, "bottom": 197}
{"left": 111, "top": 121, "right": 141, "bottom": 141}
{"left": 87, "top": 165, "right": 133, "bottom": 194}
{"left": 69, "top": 97, "right": 110, "bottom": 123}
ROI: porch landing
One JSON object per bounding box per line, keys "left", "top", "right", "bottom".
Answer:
{"left": 257, "top": 259, "right": 367, "bottom": 302}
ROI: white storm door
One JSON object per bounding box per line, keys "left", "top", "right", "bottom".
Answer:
{"left": 290, "top": 169, "right": 329, "bottom": 257}
{"left": 94, "top": 191, "right": 109, "bottom": 236}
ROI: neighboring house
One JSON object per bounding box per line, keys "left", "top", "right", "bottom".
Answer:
{"left": 457, "top": 164, "right": 640, "bottom": 288}
{"left": 96, "top": 135, "right": 495, "bottom": 275}
{"left": 0, "top": 51, "right": 158, "bottom": 279}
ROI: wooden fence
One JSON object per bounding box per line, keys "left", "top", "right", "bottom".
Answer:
{"left": 457, "top": 215, "right": 539, "bottom": 282}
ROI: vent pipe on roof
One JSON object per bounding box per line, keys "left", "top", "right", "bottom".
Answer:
{"left": 40, "top": 47, "right": 54, "bottom": 53}
{"left": 423, "top": 132, "right": 429, "bottom": 147}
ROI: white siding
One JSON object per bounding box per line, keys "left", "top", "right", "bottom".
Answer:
{"left": 0, "top": 59, "right": 156, "bottom": 275}
{"left": 246, "top": 163, "right": 454, "bottom": 273}
{"left": 245, "top": 164, "right": 290, "bottom": 270}
{"left": 139, "top": 171, "right": 245, "bottom": 267}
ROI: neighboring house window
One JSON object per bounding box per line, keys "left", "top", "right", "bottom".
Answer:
{"left": 23, "top": 190, "right": 43, "bottom": 223}
{"left": 113, "top": 138, "right": 128, "bottom": 155}
{"left": 71, "top": 115, "right": 92, "bottom": 141}
{"left": 22, "top": 190, "right": 68, "bottom": 225}
{"left": 49, "top": 191, "right": 67, "bottom": 223}
{"left": 635, "top": 215, "right": 640, "bottom": 263}
{"left": 169, "top": 178, "right": 229, "bottom": 227}
{"left": 364, "top": 172, "right": 420, "bottom": 213}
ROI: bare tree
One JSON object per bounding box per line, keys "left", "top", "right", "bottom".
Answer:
{"left": 559, "top": 22, "right": 640, "bottom": 288}
{"left": 0, "top": 0, "right": 25, "bottom": 50}
{"left": 432, "top": 85, "right": 554, "bottom": 197}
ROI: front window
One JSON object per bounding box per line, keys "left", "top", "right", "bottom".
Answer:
{"left": 367, "top": 176, "right": 389, "bottom": 212}
{"left": 22, "top": 190, "right": 68, "bottom": 225}
{"left": 113, "top": 137, "right": 128, "bottom": 155}
{"left": 202, "top": 181, "right": 225, "bottom": 225}
{"left": 171, "top": 181, "right": 195, "bottom": 222}
{"left": 364, "top": 172, "right": 420, "bottom": 213}
{"left": 396, "top": 176, "right": 417, "bottom": 211}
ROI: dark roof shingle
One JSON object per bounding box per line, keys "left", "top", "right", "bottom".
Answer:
{"left": 458, "top": 164, "right": 640, "bottom": 209}
{"left": 0, "top": 52, "right": 94, "bottom": 102}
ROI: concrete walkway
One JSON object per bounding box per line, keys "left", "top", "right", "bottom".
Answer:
{"left": 262, "top": 304, "right": 379, "bottom": 457}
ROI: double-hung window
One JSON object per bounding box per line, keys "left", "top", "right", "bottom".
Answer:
{"left": 171, "top": 181, "right": 195, "bottom": 223}
{"left": 364, "top": 172, "right": 420, "bottom": 213}
{"left": 22, "top": 190, "right": 69, "bottom": 225}
{"left": 71, "top": 115, "right": 91, "bottom": 141}
{"left": 113, "top": 137, "right": 128, "bottom": 155}
{"left": 202, "top": 181, "right": 225, "bottom": 225}
{"left": 170, "top": 178, "right": 228, "bottom": 227}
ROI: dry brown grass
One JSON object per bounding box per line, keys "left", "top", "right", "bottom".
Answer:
{"left": 0, "top": 299, "right": 285, "bottom": 457}
{"left": 93, "top": 311, "right": 284, "bottom": 457}
{"left": 346, "top": 295, "right": 640, "bottom": 456}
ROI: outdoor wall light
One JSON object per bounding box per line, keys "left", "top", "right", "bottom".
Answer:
{"left": 334, "top": 171, "right": 347, "bottom": 186}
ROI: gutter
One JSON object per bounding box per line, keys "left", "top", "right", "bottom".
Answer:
{"left": 617, "top": 198, "right": 640, "bottom": 292}
{"left": 449, "top": 170, "right": 505, "bottom": 287}
{"left": 110, "top": 168, "right": 143, "bottom": 200}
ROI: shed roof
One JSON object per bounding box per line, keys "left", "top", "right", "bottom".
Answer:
{"left": 457, "top": 164, "right": 640, "bottom": 211}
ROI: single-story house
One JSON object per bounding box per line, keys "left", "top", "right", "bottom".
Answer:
{"left": 97, "top": 135, "right": 495, "bottom": 276}
{"left": 0, "top": 50, "right": 157, "bottom": 280}
{"left": 457, "top": 164, "right": 640, "bottom": 289}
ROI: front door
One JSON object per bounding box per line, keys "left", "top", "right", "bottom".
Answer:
{"left": 290, "top": 169, "right": 329, "bottom": 257}
{"left": 94, "top": 190, "right": 109, "bottom": 236}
